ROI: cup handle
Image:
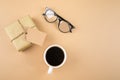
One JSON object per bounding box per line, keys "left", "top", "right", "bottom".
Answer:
{"left": 48, "top": 66, "right": 53, "bottom": 74}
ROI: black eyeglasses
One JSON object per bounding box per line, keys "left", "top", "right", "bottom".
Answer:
{"left": 42, "top": 7, "right": 75, "bottom": 33}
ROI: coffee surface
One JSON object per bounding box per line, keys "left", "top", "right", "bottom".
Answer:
{"left": 46, "top": 46, "right": 64, "bottom": 66}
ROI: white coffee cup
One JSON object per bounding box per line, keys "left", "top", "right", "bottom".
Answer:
{"left": 44, "top": 44, "right": 67, "bottom": 74}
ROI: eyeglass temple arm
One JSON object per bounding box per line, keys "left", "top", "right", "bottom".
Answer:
{"left": 55, "top": 13, "right": 75, "bottom": 29}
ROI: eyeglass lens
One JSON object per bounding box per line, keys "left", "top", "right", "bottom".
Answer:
{"left": 59, "top": 21, "right": 71, "bottom": 33}
{"left": 45, "top": 9, "right": 57, "bottom": 22}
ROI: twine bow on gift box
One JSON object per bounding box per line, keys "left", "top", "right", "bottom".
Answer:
{"left": 10, "top": 20, "right": 28, "bottom": 42}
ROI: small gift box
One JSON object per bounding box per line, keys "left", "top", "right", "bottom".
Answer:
{"left": 5, "top": 15, "right": 46, "bottom": 51}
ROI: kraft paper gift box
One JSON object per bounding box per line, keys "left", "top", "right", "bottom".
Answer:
{"left": 5, "top": 15, "right": 46, "bottom": 51}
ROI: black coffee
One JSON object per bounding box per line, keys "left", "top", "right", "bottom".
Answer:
{"left": 46, "top": 46, "right": 64, "bottom": 66}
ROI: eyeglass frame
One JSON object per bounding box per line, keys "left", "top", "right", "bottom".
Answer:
{"left": 42, "top": 7, "right": 75, "bottom": 33}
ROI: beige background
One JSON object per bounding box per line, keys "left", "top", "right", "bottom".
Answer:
{"left": 0, "top": 0, "right": 120, "bottom": 80}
